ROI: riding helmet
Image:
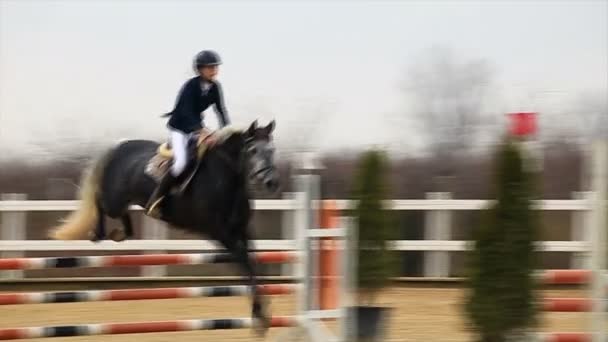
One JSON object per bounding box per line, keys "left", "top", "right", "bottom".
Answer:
{"left": 193, "top": 50, "right": 222, "bottom": 70}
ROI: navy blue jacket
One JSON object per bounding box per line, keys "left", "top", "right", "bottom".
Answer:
{"left": 163, "top": 76, "right": 230, "bottom": 133}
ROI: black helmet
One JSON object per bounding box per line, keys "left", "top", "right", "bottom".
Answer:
{"left": 193, "top": 50, "right": 222, "bottom": 69}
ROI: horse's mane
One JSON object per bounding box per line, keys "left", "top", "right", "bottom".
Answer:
{"left": 214, "top": 125, "right": 244, "bottom": 145}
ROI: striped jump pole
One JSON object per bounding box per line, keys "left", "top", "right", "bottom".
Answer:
{"left": 542, "top": 298, "right": 596, "bottom": 312}
{"left": 540, "top": 270, "right": 592, "bottom": 285}
{"left": 0, "top": 251, "right": 298, "bottom": 270}
{"left": 0, "top": 284, "right": 298, "bottom": 305}
{"left": 0, "top": 316, "right": 296, "bottom": 340}
{"left": 537, "top": 333, "right": 592, "bottom": 342}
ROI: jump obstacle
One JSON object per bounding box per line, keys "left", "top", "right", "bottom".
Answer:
{"left": 535, "top": 142, "right": 608, "bottom": 342}
{"left": 0, "top": 284, "right": 298, "bottom": 305}
{"left": 0, "top": 251, "right": 299, "bottom": 270}
{"left": 0, "top": 317, "right": 296, "bottom": 340}
{"left": 1, "top": 143, "right": 606, "bottom": 341}
{"left": 0, "top": 174, "right": 356, "bottom": 342}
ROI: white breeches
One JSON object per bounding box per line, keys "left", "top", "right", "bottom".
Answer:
{"left": 169, "top": 129, "right": 190, "bottom": 177}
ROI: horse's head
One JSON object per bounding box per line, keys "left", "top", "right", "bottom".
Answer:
{"left": 243, "top": 120, "right": 280, "bottom": 193}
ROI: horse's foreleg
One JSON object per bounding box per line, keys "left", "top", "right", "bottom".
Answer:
{"left": 121, "top": 214, "right": 134, "bottom": 238}
{"left": 217, "top": 230, "right": 269, "bottom": 334}
{"left": 239, "top": 229, "right": 269, "bottom": 332}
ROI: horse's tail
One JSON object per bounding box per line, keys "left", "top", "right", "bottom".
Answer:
{"left": 48, "top": 148, "right": 112, "bottom": 240}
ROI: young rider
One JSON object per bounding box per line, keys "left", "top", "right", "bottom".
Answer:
{"left": 146, "top": 49, "right": 231, "bottom": 216}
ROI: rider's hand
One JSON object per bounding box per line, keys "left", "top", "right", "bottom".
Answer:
{"left": 204, "top": 133, "right": 218, "bottom": 146}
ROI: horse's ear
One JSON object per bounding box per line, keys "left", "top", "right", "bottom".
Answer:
{"left": 246, "top": 120, "right": 258, "bottom": 137}
{"left": 264, "top": 120, "right": 276, "bottom": 135}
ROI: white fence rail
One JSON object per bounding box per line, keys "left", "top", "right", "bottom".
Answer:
{"left": 0, "top": 239, "right": 590, "bottom": 252}
{"left": 0, "top": 199, "right": 300, "bottom": 211}
{"left": 0, "top": 198, "right": 593, "bottom": 212}
{"left": 0, "top": 195, "right": 597, "bottom": 280}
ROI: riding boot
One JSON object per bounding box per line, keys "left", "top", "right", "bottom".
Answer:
{"left": 146, "top": 172, "right": 178, "bottom": 218}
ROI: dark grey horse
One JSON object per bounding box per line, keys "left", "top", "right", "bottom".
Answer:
{"left": 49, "top": 120, "right": 280, "bottom": 333}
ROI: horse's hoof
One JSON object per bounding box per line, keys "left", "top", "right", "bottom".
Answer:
{"left": 108, "top": 229, "right": 127, "bottom": 242}
{"left": 252, "top": 317, "right": 270, "bottom": 337}
{"left": 252, "top": 299, "right": 270, "bottom": 337}
{"left": 88, "top": 231, "right": 104, "bottom": 243}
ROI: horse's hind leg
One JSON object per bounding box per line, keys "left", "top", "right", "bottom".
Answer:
{"left": 103, "top": 193, "right": 132, "bottom": 242}
{"left": 90, "top": 200, "right": 107, "bottom": 242}
{"left": 108, "top": 213, "right": 133, "bottom": 242}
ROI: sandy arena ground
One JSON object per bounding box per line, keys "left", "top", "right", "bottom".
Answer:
{"left": 0, "top": 287, "right": 593, "bottom": 341}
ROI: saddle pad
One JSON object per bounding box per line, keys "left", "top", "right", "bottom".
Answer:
{"left": 145, "top": 154, "right": 170, "bottom": 182}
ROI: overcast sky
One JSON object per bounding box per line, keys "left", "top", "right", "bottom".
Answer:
{"left": 0, "top": 0, "right": 606, "bottom": 158}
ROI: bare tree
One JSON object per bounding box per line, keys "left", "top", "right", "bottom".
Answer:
{"left": 279, "top": 97, "right": 337, "bottom": 153}
{"left": 534, "top": 90, "right": 606, "bottom": 146}
{"left": 400, "top": 47, "right": 496, "bottom": 187}
{"left": 538, "top": 90, "right": 607, "bottom": 190}
{"left": 571, "top": 91, "right": 608, "bottom": 142}
{"left": 403, "top": 47, "right": 495, "bottom": 153}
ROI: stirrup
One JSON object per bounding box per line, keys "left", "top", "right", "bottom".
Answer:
{"left": 146, "top": 196, "right": 164, "bottom": 218}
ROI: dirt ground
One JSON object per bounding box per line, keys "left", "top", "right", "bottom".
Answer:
{"left": 0, "top": 287, "right": 592, "bottom": 341}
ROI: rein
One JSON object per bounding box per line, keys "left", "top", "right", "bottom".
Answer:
{"left": 213, "top": 135, "right": 251, "bottom": 175}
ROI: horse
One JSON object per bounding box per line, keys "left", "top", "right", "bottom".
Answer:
{"left": 48, "top": 119, "right": 280, "bottom": 334}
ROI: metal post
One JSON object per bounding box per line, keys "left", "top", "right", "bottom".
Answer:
{"left": 272, "top": 190, "right": 310, "bottom": 342}
{"left": 294, "top": 177, "right": 312, "bottom": 315}
{"left": 281, "top": 192, "right": 296, "bottom": 278}
{"left": 571, "top": 191, "right": 592, "bottom": 270}
{"left": 423, "top": 192, "right": 451, "bottom": 278}
{"left": 589, "top": 141, "right": 607, "bottom": 342}
{"left": 294, "top": 151, "right": 324, "bottom": 311}
{"left": 0, "top": 193, "right": 26, "bottom": 279}
{"left": 340, "top": 216, "right": 357, "bottom": 342}
{"left": 309, "top": 174, "right": 321, "bottom": 311}
{"left": 141, "top": 215, "right": 169, "bottom": 277}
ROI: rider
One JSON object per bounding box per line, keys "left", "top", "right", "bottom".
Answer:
{"left": 146, "top": 49, "right": 231, "bottom": 216}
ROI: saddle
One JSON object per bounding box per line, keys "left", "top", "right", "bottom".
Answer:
{"left": 145, "top": 129, "right": 214, "bottom": 192}
{"left": 144, "top": 126, "right": 242, "bottom": 193}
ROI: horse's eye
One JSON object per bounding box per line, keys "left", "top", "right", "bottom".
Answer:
{"left": 249, "top": 147, "right": 257, "bottom": 155}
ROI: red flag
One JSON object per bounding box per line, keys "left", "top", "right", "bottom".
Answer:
{"left": 508, "top": 112, "right": 537, "bottom": 137}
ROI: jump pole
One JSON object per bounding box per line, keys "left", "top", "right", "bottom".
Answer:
{"left": 589, "top": 140, "right": 607, "bottom": 342}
